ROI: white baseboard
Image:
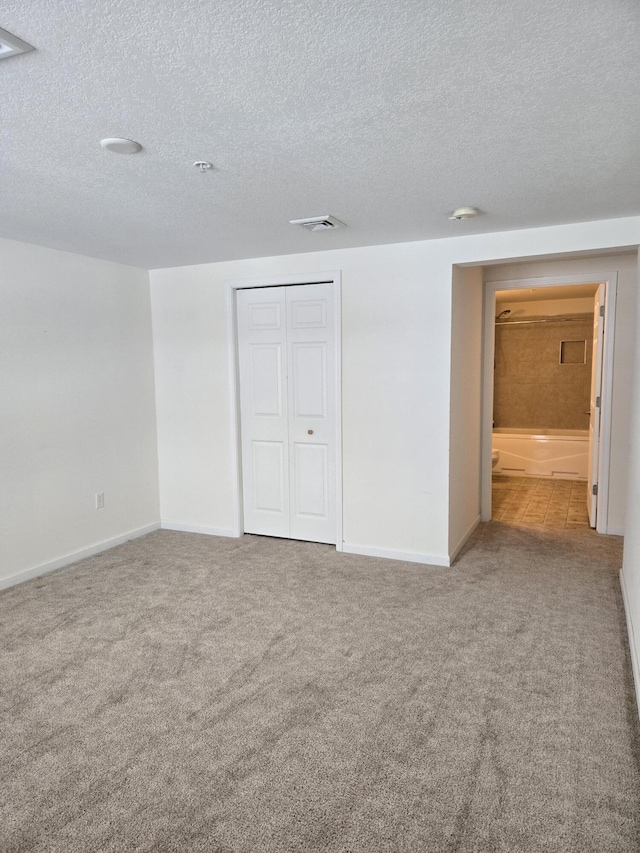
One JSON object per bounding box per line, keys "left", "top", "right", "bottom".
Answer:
{"left": 161, "top": 522, "right": 239, "bottom": 538}
{"left": 620, "top": 569, "right": 640, "bottom": 720}
{"left": 449, "top": 514, "right": 482, "bottom": 564}
{"left": 342, "top": 543, "right": 450, "bottom": 567}
{"left": 0, "top": 522, "right": 161, "bottom": 591}
{"left": 606, "top": 525, "right": 624, "bottom": 536}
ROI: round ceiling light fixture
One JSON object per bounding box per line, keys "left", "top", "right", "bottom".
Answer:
{"left": 100, "top": 138, "right": 143, "bottom": 154}
{"left": 449, "top": 206, "right": 479, "bottom": 220}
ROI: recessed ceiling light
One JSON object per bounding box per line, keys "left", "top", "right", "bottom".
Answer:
{"left": 0, "top": 26, "right": 35, "bottom": 60}
{"left": 100, "top": 138, "right": 143, "bottom": 154}
{"left": 449, "top": 207, "right": 479, "bottom": 220}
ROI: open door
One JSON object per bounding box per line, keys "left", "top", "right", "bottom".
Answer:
{"left": 587, "top": 283, "right": 606, "bottom": 527}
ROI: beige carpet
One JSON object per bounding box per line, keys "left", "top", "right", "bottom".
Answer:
{"left": 1, "top": 524, "right": 638, "bottom": 852}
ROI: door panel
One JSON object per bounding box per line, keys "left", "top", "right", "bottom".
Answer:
{"left": 248, "top": 301, "right": 282, "bottom": 330}
{"left": 293, "top": 443, "right": 329, "bottom": 518}
{"left": 286, "top": 284, "right": 336, "bottom": 544}
{"left": 290, "top": 299, "right": 327, "bottom": 328}
{"left": 249, "top": 344, "right": 283, "bottom": 417}
{"left": 237, "top": 287, "right": 289, "bottom": 537}
{"left": 587, "top": 282, "right": 605, "bottom": 528}
{"left": 237, "top": 282, "right": 337, "bottom": 544}
{"left": 252, "top": 441, "right": 286, "bottom": 513}
{"left": 292, "top": 343, "right": 327, "bottom": 418}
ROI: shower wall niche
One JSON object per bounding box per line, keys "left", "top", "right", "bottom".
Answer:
{"left": 493, "top": 297, "right": 595, "bottom": 431}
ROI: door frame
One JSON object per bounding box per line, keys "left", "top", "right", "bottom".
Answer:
{"left": 481, "top": 272, "right": 618, "bottom": 534}
{"left": 227, "top": 270, "right": 343, "bottom": 550}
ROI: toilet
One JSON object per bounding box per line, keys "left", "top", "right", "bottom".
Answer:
{"left": 492, "top": 449, "right": 500, "bottom": 468}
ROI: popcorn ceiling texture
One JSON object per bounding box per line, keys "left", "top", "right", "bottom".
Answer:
{"left": 1, "top": 0, "right": 639, "bottom": 268}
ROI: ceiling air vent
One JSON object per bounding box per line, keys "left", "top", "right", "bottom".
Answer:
{"left": 289, "top": 215, "right": 346, "bottom": 232}
{"left": 0, "top": 26, "right": 35, "bottom": 60}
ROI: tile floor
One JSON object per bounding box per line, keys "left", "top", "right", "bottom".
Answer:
{"left": 492, "top": 476, "right": 590, "bottom": 529}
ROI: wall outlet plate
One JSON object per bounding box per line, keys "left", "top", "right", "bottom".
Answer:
{"left": 95, "top": 493, "right": 105, "bottom": 509}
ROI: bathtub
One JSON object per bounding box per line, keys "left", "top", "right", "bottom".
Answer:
{"left": 492, "top": 428, "right": 589, "bottom": 479}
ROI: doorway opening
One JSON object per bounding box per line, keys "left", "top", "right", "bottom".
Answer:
{"left": 481, "top": 273, "right": 617, "bottom": 534}
{"left": 228, "top": 271, "right": 343, "bottom": 549}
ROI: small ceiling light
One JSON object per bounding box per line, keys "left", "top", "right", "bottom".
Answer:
{"left": 100, "top": 138, "right": 143, "bottom": 154}
{"left": 449, "top": 207, "right": 479, "bottom": 220}
{"left": 0, "top": 26, "right": 35, "bottom": 60}
{"left": 193, "top": 161, "right": 214, "bottom": 172}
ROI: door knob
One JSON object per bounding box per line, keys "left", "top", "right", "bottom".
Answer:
{"left": 307, "top": 429, "right": 314, "bottom": 435}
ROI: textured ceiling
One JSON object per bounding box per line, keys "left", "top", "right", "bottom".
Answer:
{"left": 1, "top": 0, "right": 639, "bottom": 269}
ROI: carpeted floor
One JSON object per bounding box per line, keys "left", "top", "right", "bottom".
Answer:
{"left": 1, "top": 525, "right": 639, "bottom": 852}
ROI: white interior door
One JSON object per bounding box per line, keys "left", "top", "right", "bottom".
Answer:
{"left": 587, "top": 283, "right": 605, "bottom": 527}
{"left": 286, "top": 284, "right": 336, "bottom": 543}
{"left": 237, "top": 283, "right": 336, "bottom": 544}
{"left": 237, "top": 287, "right": 289, "bottom": 538}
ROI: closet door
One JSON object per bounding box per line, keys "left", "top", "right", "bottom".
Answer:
{"left": 237, "top": 287, "right": 290, "bottom": 538}
{"left": 237, "top": 283, "right": 336, "bottom": 544}
{"left": 286, "top": 284, "right": 336, "bottom": 544}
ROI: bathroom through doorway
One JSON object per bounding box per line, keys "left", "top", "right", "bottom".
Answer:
{"left": 481, "top": 272, "right": 617, "bottom": 533}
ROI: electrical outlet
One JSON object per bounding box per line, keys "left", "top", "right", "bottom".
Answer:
{"left": 95, "top": 492, "right": 105, "bottom": 510}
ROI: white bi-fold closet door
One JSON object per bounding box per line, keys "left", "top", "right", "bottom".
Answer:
{"left": 236, "top": 283, "right": 337, "bottom": 544}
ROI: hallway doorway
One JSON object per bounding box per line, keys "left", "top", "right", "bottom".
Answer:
{"left": 481, "top": 272, "right": 617, "bottom": 534}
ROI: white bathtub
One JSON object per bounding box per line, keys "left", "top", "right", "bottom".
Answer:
{"left": 492, "top": 428, "right": 589, "bottom": 479}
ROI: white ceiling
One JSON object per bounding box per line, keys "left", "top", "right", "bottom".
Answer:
{"left": 2, "top": 0, "right": 639, "bottom": 270}
{"left": 496, "top": 284, "right": 599, "bottom": 303}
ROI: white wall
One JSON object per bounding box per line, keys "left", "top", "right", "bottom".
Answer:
{"left": 449, "top": 265, "right": 483, "bottom": 556}
{"left": 0, "top": 238, "right": 160, "bottom": 587}
{"left": 621, "top": 250, "right": 640, "bottom": 712}
{"left": 151, "top": 216, "right": 640, "bottom": 565}
{"left": 484, "top": 253, "right": 637, "bottom": 534}
{"left": 151, "top": 243, "right": 453, "bottom": 563}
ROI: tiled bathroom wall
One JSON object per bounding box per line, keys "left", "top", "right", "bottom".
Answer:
{"left": 493, "top": 316, "right": 593, "bottom": 430}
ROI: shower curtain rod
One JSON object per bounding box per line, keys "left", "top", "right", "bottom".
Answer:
{"left": 495, "top": 315, "right": 591, "bottom": 327}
